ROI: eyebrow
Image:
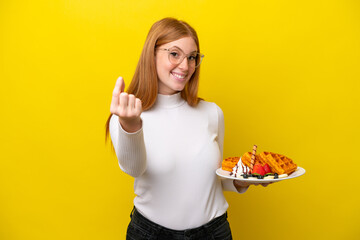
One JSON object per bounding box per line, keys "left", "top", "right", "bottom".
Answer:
{"left": 169, "top": 46, "right": 198, "bottom": 54}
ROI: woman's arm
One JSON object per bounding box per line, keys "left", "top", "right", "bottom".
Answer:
{"left": 109, "top": 115, "right": 146, "bottom": 177}
{"left": 215, "top": 104, "right": 249, "bottom": 193}
{"left": 109, "top": 77, "right": 146, "bottom": 177}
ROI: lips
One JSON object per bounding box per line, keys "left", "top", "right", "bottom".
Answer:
{"left": 171, "top": 72, "right": 187, "bottom": 81}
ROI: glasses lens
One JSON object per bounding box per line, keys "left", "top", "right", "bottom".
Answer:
{"left": 167, "top": 48, "right": 203, "bottom": 68}
{"left": 168, "top": 49, "right": 183, "bottom": 65}
{"left": 195, "top": 54, "right": 204, "bottom": 68}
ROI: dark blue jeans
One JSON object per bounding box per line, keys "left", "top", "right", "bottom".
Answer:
{"left": 126, "top": 207, "right": 233, "bottom": 240}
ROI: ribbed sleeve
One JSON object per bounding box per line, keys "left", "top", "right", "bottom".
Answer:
{"left": 221, "top": 179, "right": 249, "bottom": 193}
{"left": 109, "top": 114, "right": 146, "bottom": 177}
{"left": 215, "top": 105, "right": 248, "bottom": 194}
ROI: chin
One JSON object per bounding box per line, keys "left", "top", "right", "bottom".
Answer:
{"left": 173, "top": 86, "right": 185, "bottom": 92}
{"left": 175, "top": 81, "right": 188, "bottom": 89}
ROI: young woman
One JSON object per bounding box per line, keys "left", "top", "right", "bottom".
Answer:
{"left": 105, "top": 17, "right": 264, "bottom": 239}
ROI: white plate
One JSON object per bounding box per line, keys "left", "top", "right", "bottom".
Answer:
{"left": 216, "top": 167, "right": 305, "bottom": 183}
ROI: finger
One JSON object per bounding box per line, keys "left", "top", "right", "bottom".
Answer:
{"left": 111, "top": 77, "right": 125, "bottom": 110}
{"left": 234, "top": 180, "right": 251, "bottom": 188}
{"left": 120, "top": 78, "right": 125, "bottom": 93}
{"left": 135, "top": 98, "right": 142, "bottom": 115}
{"left": 128, "top": 94, "right": 136, "bottom": 110}
{"left": 113, "top": 77, "right": 125, "bottom": 96}
{"left": 118, "top": 76, "right": 125, "bottom": 91}
{"left": 119, "top": 92, "right": 129, "bottom": 114}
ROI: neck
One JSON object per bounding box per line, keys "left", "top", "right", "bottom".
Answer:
{"left": 154, "top": 92, "right": 185, "bottom": 109}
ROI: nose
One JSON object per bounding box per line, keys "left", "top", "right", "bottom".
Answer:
{"left": 178, "top": 56, "right": 189, "bottom": 70}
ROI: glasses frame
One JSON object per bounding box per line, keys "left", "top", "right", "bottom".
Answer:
{"left": 157, "top": 47, "right": 204, "bottom": 68}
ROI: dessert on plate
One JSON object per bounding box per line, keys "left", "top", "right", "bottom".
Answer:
{"left": 241, "top": 151, "right": 297, "bottom": 175}
{"left": 221, "top": 156, "right": 240, "bottom": 172}
{"left": 221, "top": 145, "right": 298, "bottom": 180}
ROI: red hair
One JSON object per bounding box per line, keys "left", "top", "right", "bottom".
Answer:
{"left": 105, "top": 18, "right": 202, "bottom": 142}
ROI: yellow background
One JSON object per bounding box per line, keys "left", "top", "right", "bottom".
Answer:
{"left": 1, "top": 0, "right": 359, "bottom": 239}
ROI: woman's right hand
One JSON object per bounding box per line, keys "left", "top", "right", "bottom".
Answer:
{"left": 110, "top": 76, "right": 143, "bottom": 133}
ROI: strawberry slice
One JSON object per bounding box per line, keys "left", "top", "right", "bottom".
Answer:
{"left": 252, "top": 164, "right": 266, "bottom": 176}
{"left": 263, "top": 164, "right": 271, "bottom": 174}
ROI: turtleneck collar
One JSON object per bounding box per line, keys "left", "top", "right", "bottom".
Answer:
{"left": 153, "top": 92, "right": 186, "bottom": 109}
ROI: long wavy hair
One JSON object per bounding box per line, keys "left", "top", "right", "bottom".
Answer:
{"left": 105, "top": 17, "right": 202, "bottom": 142}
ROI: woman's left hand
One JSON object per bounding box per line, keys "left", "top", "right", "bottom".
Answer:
{"left": 233, "top": 179, "right": 272, "bottom": 190}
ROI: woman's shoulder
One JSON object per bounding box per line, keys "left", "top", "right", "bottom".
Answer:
{"left": 198, "top": 99, "right": 222, "bottom": 110}
{"left": 197, "top": 100, "right": 224, "bottom": 116}
{"left": 197, "top": 100, "right": 224, "bottom": 131}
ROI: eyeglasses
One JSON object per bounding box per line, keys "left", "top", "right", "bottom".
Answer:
{"left": 157, "top": 47, "right": 204, "bottom": 68}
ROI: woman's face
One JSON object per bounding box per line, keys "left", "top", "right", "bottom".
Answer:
{"left": 156, "top": 37, "right": 197, "bottom": 95}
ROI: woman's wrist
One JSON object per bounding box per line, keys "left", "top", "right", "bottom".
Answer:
{"left": 233, "top": 179, "right": 248, "bottom": 187}
{"left": 233, "top": 180, "right": 250, "bottom": 193}
{"left": 119, "top": 118, "right": 142, "bottom": 133}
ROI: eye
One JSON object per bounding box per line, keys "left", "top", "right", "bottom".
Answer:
{"left": 188, "top": 55, "right": 197, "bottom": 61}
{"left": 170, "top": 51, "right": 180, "bottom": 59}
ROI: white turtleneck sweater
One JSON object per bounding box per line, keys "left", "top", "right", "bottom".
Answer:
{"left": 109, "top": 93, "right": 247, "bottom": 230}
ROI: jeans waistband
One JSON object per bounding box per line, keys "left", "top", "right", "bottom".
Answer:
{"left": 130, "top": 206, "right": 228, "bottom": 235}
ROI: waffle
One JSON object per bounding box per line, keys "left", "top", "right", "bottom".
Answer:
{"left": 260, "top": 151, "right": 297, "bottom": 175}
{"left": 241, "top": 152, "right": 267, "bottom": 167}
{"left": 221, "top": 157, "right": 240, "bottom": 171}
